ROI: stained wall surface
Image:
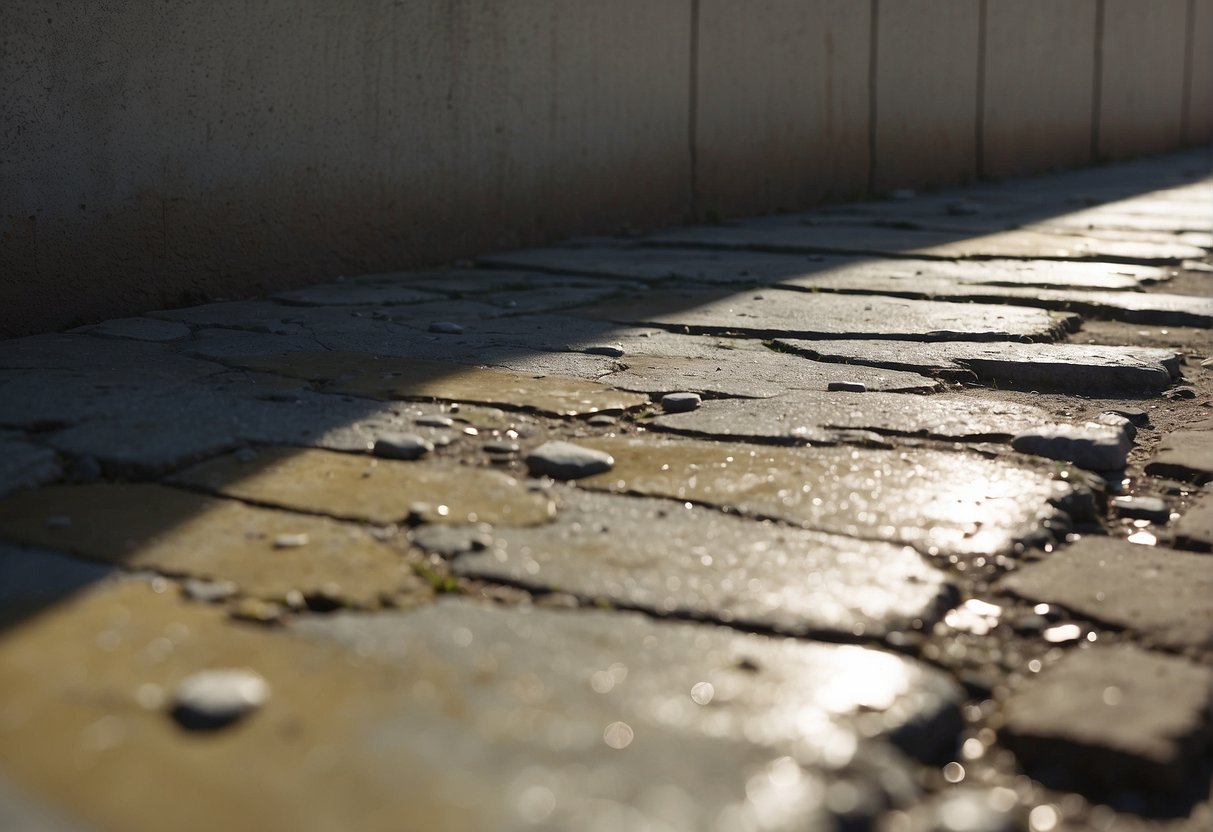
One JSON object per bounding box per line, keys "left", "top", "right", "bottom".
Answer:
{"left": 2, "top": 0, "right": 1208, "bottom": 337}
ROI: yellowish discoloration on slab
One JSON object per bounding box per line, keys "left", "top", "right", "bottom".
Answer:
{"left": 0, "top": 581, "right": 467, "bottom": 832}
{"left": 230, "top": 351, "right": 648, "bottom": 416}
{"left": 0, "top": 484, "right": 421, "bottom": 607}
{"left": 172, "top": 447, "right": 556, "bottom": 526}
{"left": 574, "top": 435, "right": 1072, "bottom": 557}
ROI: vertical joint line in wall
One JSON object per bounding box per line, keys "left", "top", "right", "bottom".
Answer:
{"left": 1181, "top": 0, "right": 1196, "bottom": 143}
{"left": 867, "top": 0, "right": 880, "bottom": 195}
{"left": 1091, "top": 0, "right": 1105, "bottom": 160}
{"left": 975, "top": 0, "right": 988, "bottom": 180}
{"left": 688, "top": 0, "right": 701, "bottom": 220}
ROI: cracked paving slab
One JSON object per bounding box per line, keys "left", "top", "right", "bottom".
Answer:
{"left": 0, "top": 581, "right": 962, "bottom": 832}
{"left": 574, "top": 290, "right": 1076, "bottom": 342}
{"left": 451, "top": 487, "right": 955, "bottom": 638}
{"left": 650, "top": 392, "right": 1052, "bottom": 444}
{"left": 643, "top": 217, "right": 1206, "bottom": 264}
{"left": 226, "top": 351, "right": 648, "bottom": 416}
{"left": 171, "top": 446, "right": 556, "bottom": 527}
{"left": 481, "top": 246, "right": 1171, "bottom": 290}
{"left": 999, "top": 536, "right": 1213, "bottom": 651}
{"left": 1174, "top": 492, "right": 1213, "bottom": 552}
{"left": 599, "top": 352, "right": 940, "bottom": 397}
{"left": 564, "top": 435, "right": 1077, "bottom": 558}
{"left": 997, "top": 644, "right": 1213, "bottom": 800}
{"left": 0, "top": 484, "right": 423, "bottom": 608}
{"left": 773, "top": 339, "right": 1181, "bottom": 392}
{"left": 0, "top": 438, "right": 61, "bottom": 497}
{"left": 1145, "top": 418, "right": 1213, "bottom": 484}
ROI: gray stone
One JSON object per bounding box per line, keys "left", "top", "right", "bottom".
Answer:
{"left": 1000, "top": 536, "right": 1213, "bottom": 650}
{"left": 826, "top": 381, "right": 866, "bottom": 393}
{"left": 660, "top": 392, "right": 701, "bottom": 413}
{"left": 290, "top": 601, "right": 963, "bottom": 829}
{"left": 482, "top": 440, "right": 520, "bottom": 456}
{"left": 454, "top": 488, "right": 955, "bottom": 638}
{"left": 415, "top": 415, "right": 454, "bottom": 427}
{"left": 171, "top": 669, "right": 270, "bottom": 730}
{"left": 1174, "top": 492, "right": 1213, "bottom": 552}
{"left": 524, "top": 441, "right": 614, "bottom": 480}
{"left": 85, "top": 317, "right": 193, "bottom": 342}
{"left": 372, "top": 432, "right": 434, "bottom": 461}
{"left": 1111, "top": 495, "right": 1169, "bottom": 524}
{"left": 577, "top": 289, "right": 1076, "bottom": 342}
{"left": 0, "top": 439, "right": 61, "bottom": 497}
{"left": 182, "top": 578, "right": 240, "bottom": 604}
{"left": 998, "top": 644, "right": 1213, "bottom": 797}
{"left": 584, "top": 343, "right": 625, "bottom": 357}
{"left": 653, "top": 392, "right": 1053, "bottom": 444}
{"left": 427, "top": 321, "right": 464, "bottom": 335}
{"left": 770, "top": 339, "right": 1181, "bottom": 392}
{"left": 1011, "top": 423, "right": 1133, "bottom": 470}
{"left": 412, "top": 523, "right": 493, "bottom": 558}
{"left": 1145, "top": 422, "right": 1213, "bottom": 484}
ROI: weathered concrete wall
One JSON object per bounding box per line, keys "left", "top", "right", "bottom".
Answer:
{"left": 694, "top": 0, "right": 869, "bottom": 219}
{"left": 1098, "top": 0, "right": 1190, "bottom": 160}
{"left": 872, "top": 0, "right": 981, "bottom": 192}
{"left": 982, "top": 0, "right": 1098, "bottom": 178}
{"left": 1, "top": 0, "right": 1207, "bottom": 337}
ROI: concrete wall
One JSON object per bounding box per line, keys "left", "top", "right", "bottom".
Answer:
{"left": 2, "top": 0, "right": 1208, "bottom": 338}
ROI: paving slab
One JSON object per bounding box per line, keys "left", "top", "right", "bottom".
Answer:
{"left": 226, "top": 351, "right": 647, "bottom": 417}
{"left": 998, "top": 644, "right": 1213, "bottom": 797}
{"left": 79, "top": 317, "right": 193, "bottom": 342}
{"left": 599, "top": 352, "right": 940, "bottom": 398}
{"left": 773, "top": 339, "right": 1180, "bottom": 392}
{"left": 644, "top": 219, "right": 1206, "bottom": 264}
{"left": 172, "top": 447, "right": 556, "bottom": 527}
{"left": 1145, "top": 420, "right": 1213, "bottom": 484}
{"left": 575, "top": 290, "right": 1076, "bottom": 342}
{"left": 483, "top": 246, "right": 1169, "bottom": 290}
{"left": 0, "top": 543, "right": 115, "bottom": 626}
{"left": 452, "top": 488, "right": 955, "bottom": 637}
{"left": 0, "top": 484, "right": 423, "bottom": 608}
{"left": 568, "top": 435, "right": 1076, "bottom": 558}
{"left": 0, "top": 438, "right": 61, "bottom": 497}
{"left": 0, "top": 582, "right": 960, "bottom": 832}
{"left": 271, "top": 282, "right": 445, "bottom": 306}
{"left": 999, "top": 536, "right": 1213, "bottom": 650}
{"left": 1173, "top": 492, "right": 1213, "bottom": 552}
{"left": 651, "top": 392, "right": 1051, "bottom": 444}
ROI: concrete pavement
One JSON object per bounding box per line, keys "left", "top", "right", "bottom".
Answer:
{"left": 1, "top": 148, "right": 1211, "bottom": 831}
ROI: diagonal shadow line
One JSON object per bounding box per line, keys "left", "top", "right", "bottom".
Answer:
{"left": 0, "top": 147, "right": 1208, "bottom": 666}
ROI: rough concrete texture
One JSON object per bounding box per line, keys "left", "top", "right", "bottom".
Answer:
{"left": 1000, "top": 536, "right": 1213, "bottom": 651}
{"left": 999, "top": 644, "right": 1213, "bottom": 797}
{"left": 774, "top": 339, "right": 1180, "bottom": 391}
{"left": 1174, "top": 492, "right": 1213, "bottom": 552}
{"left": 0, "top": 152, "right": 1210, "bottom": 830}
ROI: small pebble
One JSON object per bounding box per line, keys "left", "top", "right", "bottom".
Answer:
{"left": 587, "top": 414, "right": 617, "bottom": 427}
{"left": 584, "top": 344, "right": 625, "bottom": 357}
{"left": 428, "top": 321, "right": 464, "bottom": 335}
{"left": 827, "top": 381, "right": 867, "bottom": 393}
{"left": 416, "top": 415, "right": 454, "bottom": 428}
{"left": 483, "top": 441, "right": 520, "bottom": 455}
{"left": 661, "top": 392, "right": 702, "bottom": 413}
{"left": 525, "top": 441, "right": 614, "bottom": 480}
{"left": 182, "top": 578, "right": 239, "bottom": 604}
{"left": 229, "top": 598, "right": 284, "bottom": 625}
{"left": 171, "top": 669, "right": 270, "bottom": 730}
{"left": 1111, "top": 495, "right": 1170, "bottom": 524}
{"left": 1165, "top": 387, "right": 1197, "bottom": 400}
{"left": 1102, "top": 407, "right": 1149, "bottom": 426}
{"left": 373, "top": 432, "right": 434, "bottom": 461}
{"left": 273, "top": 533, "right": 309, "bottom": 549}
